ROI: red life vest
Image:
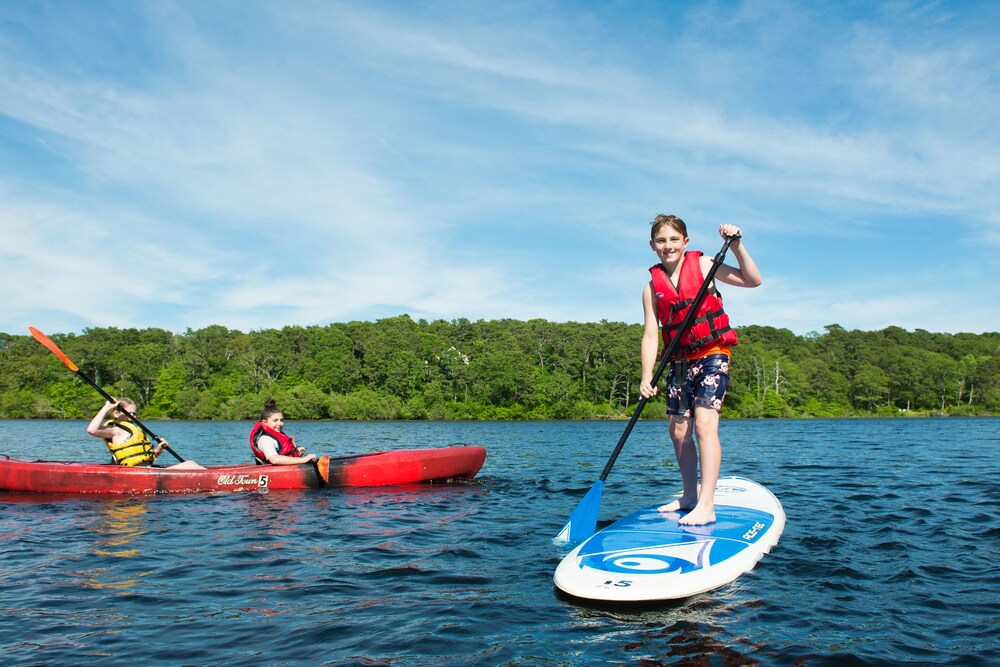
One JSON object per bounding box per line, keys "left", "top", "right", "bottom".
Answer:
{"left": 649, "top": 250, "right": 739, "bottom": 360}
{"left": 249, "top": 422, "right": 300, "bottom": 465}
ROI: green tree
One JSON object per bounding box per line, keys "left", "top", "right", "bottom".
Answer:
{"left": 852, "top": 364, "right": 889, "bottom": 410}
{"left": 179, "top": 325, "right": 238, "bottom": 388}
{"left": 1, "top": 319, "right": 997, "bottom": 420}
{"left": 0, "top": 389, "right": 39, "bottom": 418}
{"left": 147, "top": 362, "right": 188, "bottom": 418}
{"left": 761, "top": 391, "right": 790, "bottom": 418}
{"left": 278, "top": 383, "right": 331, "bottom": 419}
{"left": 109, "top": 340, "right": 173, "bottom": 406}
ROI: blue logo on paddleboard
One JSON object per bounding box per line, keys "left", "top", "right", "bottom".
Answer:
{"left": 585, "top": 540, "right": 712, "bottom": 575}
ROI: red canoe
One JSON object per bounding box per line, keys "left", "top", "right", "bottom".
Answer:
{"left": 0, "top": 446, "right": 486, "bottom": 495}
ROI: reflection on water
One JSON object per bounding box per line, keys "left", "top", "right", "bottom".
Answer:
{"left": 72, "top": 499, "right": 152, "bottom": 592}
{"left": 0, "top": 418, "right": 997, "bottom": 666}
{"left": 91, "top": 501, "right": 148, "bottom": 558}
{"left": 565, "top": 593, "right": 771, "bottom": 665}
{"left": 630, "top": 618, "right": 764, "bottom": 665}
{"left": 337, "top": 483, "right": 487, "bottom": 540}
{"left": 244, "top": 490, "right": 317, "bottom": 537}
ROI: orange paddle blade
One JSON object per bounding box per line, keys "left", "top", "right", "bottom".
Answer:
{"left": 28, "top": 326, "right": 79, "bottom": 372}
{"left": 316, "top": 455, "right": 331, "bottom": 486}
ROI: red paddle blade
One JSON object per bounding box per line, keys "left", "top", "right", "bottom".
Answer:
{"left": 28, "top": 326, "right": 79, "bottom": 372}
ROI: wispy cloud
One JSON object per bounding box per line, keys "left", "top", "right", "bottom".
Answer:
{"left": 0, "top": 1, "right": 997, "bottom": 336}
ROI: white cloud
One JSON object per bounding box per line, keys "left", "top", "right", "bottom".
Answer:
{"left": 0, "top": 1, "right": 997, "bottom": 337}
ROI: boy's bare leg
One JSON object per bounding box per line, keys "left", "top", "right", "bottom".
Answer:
{"left": 678, "top": 406, "right": 720, "bottom": 525}
{"left": 658, "top": 415, "right": 699, "bottom": 512}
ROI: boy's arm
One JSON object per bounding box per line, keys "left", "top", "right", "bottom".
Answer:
{"left": 706, "top": 225, "right": 762, "bottom": 288}
{"left": 639, "top": 283, "right": 661, "bottom": 398}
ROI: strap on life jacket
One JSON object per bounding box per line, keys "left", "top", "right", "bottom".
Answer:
{"left": 104, "top": 420, "right": 156, "bottom": 466}
{"left": 650, "top": 250, "right": 738, "bottom": 360}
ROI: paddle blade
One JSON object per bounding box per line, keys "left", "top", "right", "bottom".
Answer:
{"left": 28, "top": 326, "right": 79, "bottom": 372}
{"left": 315, "top": 455, "right": 330, "bottom": 487}
{"left": 554, "top": 480, "right": 604, "bottom": 544}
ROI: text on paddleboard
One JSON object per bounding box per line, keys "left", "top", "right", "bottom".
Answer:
{"left": 742, "top": 521, "right": 766, "bottom": 541}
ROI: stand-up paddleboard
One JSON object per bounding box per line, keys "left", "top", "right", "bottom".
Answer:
{"left": 554, "top": 477, "right": 784, "bottom": 602}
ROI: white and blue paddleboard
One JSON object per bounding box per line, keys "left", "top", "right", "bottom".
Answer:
{"left": 554, "top": 477, "right": 785, "bottom": 602}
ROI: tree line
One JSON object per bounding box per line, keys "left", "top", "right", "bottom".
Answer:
{"left": 1, "top": 317, "right": 997, "bottom": 420}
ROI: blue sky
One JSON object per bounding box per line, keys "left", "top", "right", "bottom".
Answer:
{"left": 1, "top": 0, "right": 998, "bottom": 337}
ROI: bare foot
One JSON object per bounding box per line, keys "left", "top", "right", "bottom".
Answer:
{"left": 658, "top": 496, "right": 696, "bottom": 513}
{"left": 678, "top": 506, "right": 716, "bottom": 525}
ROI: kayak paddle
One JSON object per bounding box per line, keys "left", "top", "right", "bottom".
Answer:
{"left": 28, "top": 326, "right": 185, "bottom": 463}
{"left": 313, "top": 456, "right": 330, "bottom": 487}
{"left": 555, "top": 234, "right": 739, "bottom": 543}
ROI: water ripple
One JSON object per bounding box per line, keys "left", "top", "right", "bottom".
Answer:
{"left": 1, "top": 417, "right": 998, "bottom": 665}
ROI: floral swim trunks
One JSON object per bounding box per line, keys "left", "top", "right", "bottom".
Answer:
{"left": 666, "top": 354, "right": 731, "bottom": 417}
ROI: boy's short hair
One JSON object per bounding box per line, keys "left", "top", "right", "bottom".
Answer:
{"left": 650, "top": 214, "right": 688, "bottom": 241}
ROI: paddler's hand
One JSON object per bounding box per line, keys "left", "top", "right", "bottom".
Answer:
{"left": 152, "top": 440, "right": 167, "bottom": 457}
{"left": 302, "top": 453, "right": 318, "bottom": 463}
{"left": 718, "top": 224, "right": 742, "bottom": 243}
{"left": 295, "top": 446, "right": 307, "bottom": 457}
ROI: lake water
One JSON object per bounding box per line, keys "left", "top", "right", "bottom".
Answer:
{"left": 1, "top": 418, "right": 997, "bottom": 666}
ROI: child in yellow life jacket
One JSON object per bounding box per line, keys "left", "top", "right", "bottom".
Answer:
{"left": 639, "top": 214, "right": 762, "bottom": 526}
{"left": 86, "top": 398, "right": 201, "bottom": 468}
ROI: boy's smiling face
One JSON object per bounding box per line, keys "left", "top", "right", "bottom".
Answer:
{"left": 650, "top": 226, "right": 689, "bottom": 266}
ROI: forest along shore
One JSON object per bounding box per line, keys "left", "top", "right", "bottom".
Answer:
{"left": 2, "top": 317, "right": 996, "bottom": 420}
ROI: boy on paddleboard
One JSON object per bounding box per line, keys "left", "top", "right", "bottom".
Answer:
{"left": 639, "top": 214, "right": 762, "bottom": 525}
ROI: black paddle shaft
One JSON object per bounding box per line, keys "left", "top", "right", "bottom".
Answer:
{"left": 77, "top": 370, "right": 185, "bottom": 463}
{"left": 597, "top": 234, "right": 738, "bottom": 482}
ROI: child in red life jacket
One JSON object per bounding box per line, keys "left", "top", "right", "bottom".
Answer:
{"left": 639, "top": 214, "right": 762, "bottom": 526}
{"left": 249, "top": 398, "right": 318, "bottom": 465}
